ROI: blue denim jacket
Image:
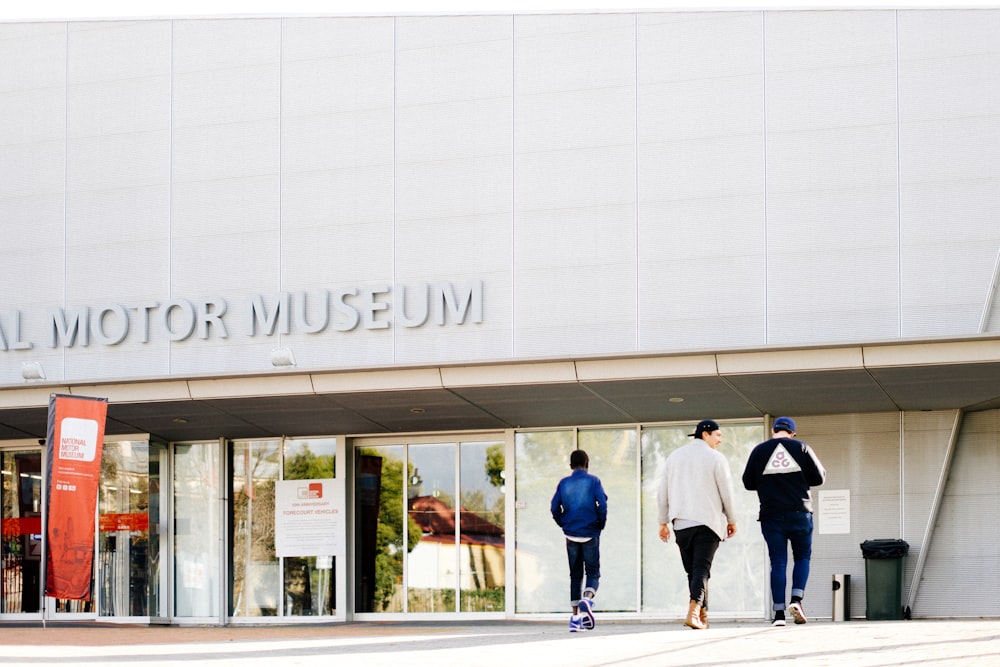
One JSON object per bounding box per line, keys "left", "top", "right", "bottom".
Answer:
{"left": 550, "top": 468, "right": 608, "bottom": 539}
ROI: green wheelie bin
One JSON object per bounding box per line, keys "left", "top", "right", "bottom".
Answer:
{"left": 860, "top": 539, "right": 909, "bottom": 620}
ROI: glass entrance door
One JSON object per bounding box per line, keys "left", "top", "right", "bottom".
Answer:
{"left": 1, "top": 448, "right": 43, "bottom": 616}
{"left": 353, "top": 436, "right": 506, "bottom": 617}
{"left": 229, "top": 437, "right": 342, "bottom": 620}
{"left": 97, "top": 440, "right": 163, "bottom": 619}
{"left": 42, "top": 438, "right": 163, "bottom": 622}
{"left": 4, "top": 438, "right": 162, "bottom": 622}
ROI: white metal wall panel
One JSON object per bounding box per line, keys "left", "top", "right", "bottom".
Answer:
{"left": 801, "top": 412, "right": 900, "bottom": 620}
{"left": 916, "top": 410, "right": 1000, "bottom": 616}
{"left": 764, "top": 11, "right": 899, "bottom": 344}
{"left": 170, "top": 19, "right": 282, "bottom": 376}
{"left": 6, "top": 10, "right": 1000, "bottom": 386}
{"left": 637, "top": 12, "right": 766, "bottom": 351}
{"left": 280, "top": 18, "right": 396, "bottom": 369}
{"left": 393, "top": 15, "right": 514, "bottom": 365}
{"left": 0, "top": 23, "right": 67, "bottom": 381}
{"left": 513, "top": 13, "right": 638, "bottom": 357}
{"left": 898, "top": 10, "right": 1000, "bottom": 338}
{"left": 62, "top": 21, "right": 173, "bottom": 380}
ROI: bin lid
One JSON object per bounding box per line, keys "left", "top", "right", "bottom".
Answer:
{"left": 860, "top": 539, "right": 909, "bottom": 559}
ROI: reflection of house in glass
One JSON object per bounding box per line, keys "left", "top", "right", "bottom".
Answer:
{"left": 408, "top": 495, "right": 505, "bottom": 609}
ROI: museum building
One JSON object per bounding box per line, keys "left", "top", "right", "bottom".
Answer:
{"left": 2, "top": 7, "right": 1000, "bottom": 625}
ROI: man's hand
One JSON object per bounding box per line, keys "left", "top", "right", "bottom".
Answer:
{"left": 658, "top": 523, "right": 670, "bottom": 542}
{"left": 727, "top": 523, "right": 737, "bottom": 538}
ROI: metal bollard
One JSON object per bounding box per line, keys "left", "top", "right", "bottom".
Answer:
{"left": 832, "top": 574, "right": 851, "bottom": 621}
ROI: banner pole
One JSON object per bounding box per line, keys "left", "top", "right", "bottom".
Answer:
{"left": 40, "top": 430, "right": 49, "bottom": 629}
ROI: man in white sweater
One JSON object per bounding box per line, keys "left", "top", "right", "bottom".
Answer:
{"left": 657, "top": 419, "right": 738, "bottom": 630}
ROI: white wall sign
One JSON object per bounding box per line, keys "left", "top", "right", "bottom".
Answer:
{"left": 274, "top": 478, "right": 341, "bottom": 557}
{"left": 818, "top": 489, "right": 851, "bottom": 535}
{"left": 0, "top": 280, "right": 484, "bottom": 351}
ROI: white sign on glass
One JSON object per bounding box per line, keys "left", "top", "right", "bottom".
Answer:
{"left": 274, "top": 478, "right": 341, "bottom": 557}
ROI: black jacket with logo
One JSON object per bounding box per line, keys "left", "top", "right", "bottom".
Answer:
{"left": 742, "top": 437, "right": 826, "bottom": 519}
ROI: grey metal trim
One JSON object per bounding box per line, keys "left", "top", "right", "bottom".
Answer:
{"left": 980, "top": 245, "right": 1000, "bottom": 333}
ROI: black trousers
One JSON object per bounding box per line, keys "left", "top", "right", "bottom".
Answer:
{"left": 674, "top": 524, "right": 721, "bottom": 608}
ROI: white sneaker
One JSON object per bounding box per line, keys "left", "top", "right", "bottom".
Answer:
{"left": 772, "top": 617, "right": 786, "bottom": 627}
{"left": 579, "top": 597, "right": 595, "bottom": 630}
{"left": 788, "top": 601, "right": 808, "bottom": 624}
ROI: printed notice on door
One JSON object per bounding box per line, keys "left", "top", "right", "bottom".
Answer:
{"left": 275, "top": 478, "right": 341, "bottom": 556}
{"left": 818, "top": 489, "right": 850, "bottom": 534}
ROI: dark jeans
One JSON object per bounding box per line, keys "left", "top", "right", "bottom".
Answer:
{"left": 674, "top": 525, "right": 720, "bottom": 608}
{"left": 761, "top": 511, "right": 813, "bottom": 611}
{"left": 566, "top": 536, "right": 600, "bottom": 604}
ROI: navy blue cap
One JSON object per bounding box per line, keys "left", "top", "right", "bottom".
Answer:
{"left": 772, "top": 416, "right": 796, "bottom": 433}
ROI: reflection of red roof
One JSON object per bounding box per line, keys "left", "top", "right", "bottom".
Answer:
{"left": 408, "top": 495, "right": 503, "bottom": 547}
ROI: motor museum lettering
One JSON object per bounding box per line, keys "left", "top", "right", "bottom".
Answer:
{"left": 0, "top": 281, "right": 483, "bottom": 350}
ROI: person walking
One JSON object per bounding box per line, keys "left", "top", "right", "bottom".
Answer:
{"left": 742, "top": 416, "right": 827, "bottom": 626}
{"left": 551, "top": 449, "right": 608, "bottom": 633}
{"left": 657, "top": 419, "right": 738, "bottom": 630}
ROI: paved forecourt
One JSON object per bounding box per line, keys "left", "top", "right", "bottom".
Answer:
{"left": 1, "top": 618, "right": 999, "bottom": 666}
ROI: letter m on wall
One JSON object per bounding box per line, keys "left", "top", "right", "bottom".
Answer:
{"left": 433, "top": 280, "right": 483, "bottom": 325}
{"left": 49, "top": 308, "right": 90, "bottom": 348}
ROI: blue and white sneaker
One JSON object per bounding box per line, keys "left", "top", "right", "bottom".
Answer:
{"left": 579, "top": 597, "right": 595, "bottom": 630}
{"left": 569, "top": 614, "right": 584, "bottom": 632}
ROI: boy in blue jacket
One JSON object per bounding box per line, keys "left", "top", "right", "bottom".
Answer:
{"left": 551, "top": 449, "right": 608, "bottom": 632}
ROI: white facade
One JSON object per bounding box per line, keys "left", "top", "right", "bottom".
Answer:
{"left": 2, "top": 8, "right": 1000, "bottom": 624}
{"left": 2, "top": 10, "right": 1000, "bottom": 383}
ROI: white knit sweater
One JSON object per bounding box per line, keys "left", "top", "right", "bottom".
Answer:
{"left": 656, "top": 440, "right": 738, "bottom": 541}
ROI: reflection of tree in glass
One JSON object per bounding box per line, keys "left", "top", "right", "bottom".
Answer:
{"left": 459, "top": 444, "right": 506, "bottom": 611}
{"left": 231, "top": 442, "right": 279, "bottom": 615}
{"left": 284, "top": 444, "right": 334, "bottom": 480}
{"left": 461, "top": 443, "right": 505, "bottom": 525}
{"left": 357, "top": 448, "right": 421, "bottom": 611}
{"left": 485, "top": 444, "right": 504, "bottom": 490}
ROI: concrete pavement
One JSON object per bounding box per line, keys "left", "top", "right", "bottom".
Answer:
{"left": 2, "top": 618, "right": 999, "bottom": 666}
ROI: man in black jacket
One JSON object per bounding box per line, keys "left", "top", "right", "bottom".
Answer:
{"left": 742, "top": 417, "right": 826, "bottom": 626}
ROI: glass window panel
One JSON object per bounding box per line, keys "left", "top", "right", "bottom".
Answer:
{"left": 148, "top": 442, "right": 165, "bottom": 618}
{"left": 282, "top": 437, "right": 337, "bottom": 617}
{"left": 579, "top": 428, "right": 637, "bottom": 612}
{"left": 354, "top": 445, "right": 408, "bottom": 613}
{"left": 458, "top": 441, "right": 505, "bottom": 612}
{"left": 98, "top": 440, "right": 150, "bottom": 617}
{"left": 283, "top": 438, "right": 336, "bottom": 480}
{"left": 640, "top": 422, "right": 767, "bottom": 614}
{"left": 175, "top": 442, "right": 221, "bottom": 617}
{"left": 1, "top": 451, "right": 42, "bottom": 614}
{"left": 231, "top": 440, "right": 281, "bottom": 617}
{"left": 514, "top": 430, "right": 575, "bottom": 613}
{"left": 407, "top": 443, "right": 457, "bottom": 613}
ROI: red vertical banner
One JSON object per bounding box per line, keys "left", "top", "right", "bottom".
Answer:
{"left": 44, "top": 393, "right": 108, "bottom": 601}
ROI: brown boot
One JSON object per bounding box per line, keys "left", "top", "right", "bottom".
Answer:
{"left": 684, "top": 600, "right": 707, "bottom": 630}
{"left": 700, "top": 605, "right": 709, "bottom": 628}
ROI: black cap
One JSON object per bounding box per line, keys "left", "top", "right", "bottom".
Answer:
{"left": 688, "top": 419, "right": 720, "bottom": 438}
